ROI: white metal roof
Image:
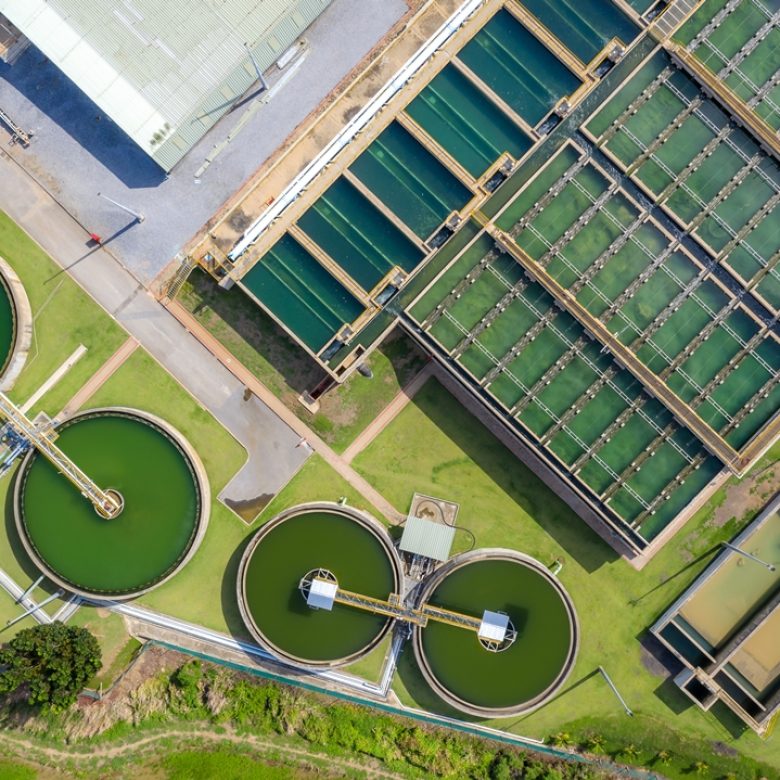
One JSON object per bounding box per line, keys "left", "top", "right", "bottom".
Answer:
{"left": 399, "top": 515, "right": 455, "bottom": 562}
{"left": 0, "top": 0, "right": 332, "bottom": 169}
{"left": 306, "top": 577, "right": 337, "bottom": 610}
{"left": 478, "top": 610, "right": 509, "bottom": 643}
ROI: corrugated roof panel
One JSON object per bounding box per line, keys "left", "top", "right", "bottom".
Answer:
{"left": 0, "top": 0, "right": 333, "bottom": 170}
{"left": 399, "top": 516, "right": 456, "bottom": 563}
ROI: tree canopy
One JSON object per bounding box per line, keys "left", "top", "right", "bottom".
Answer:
{"left": 0, "top": 621, "right": 101, "bottom": 711}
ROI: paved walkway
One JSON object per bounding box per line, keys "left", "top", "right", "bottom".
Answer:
{"left": 342, "top": 362, "right": 433, "bottom": 463}
{"left": 0, "top": 149, "right": 309, "bottom": 507}
{"left": 165, "top": 300, "right": 404, "bottom": 523}
{"left": 57, "top": 336, "right": 138, "bottom": 419}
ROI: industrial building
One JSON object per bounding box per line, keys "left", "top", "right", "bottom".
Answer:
{"left": 0, "top": 0, "right": 333, "bottom": 170}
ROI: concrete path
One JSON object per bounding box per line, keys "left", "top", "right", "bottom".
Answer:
{"left": 342, "top": 363, "right": 433, "bottom": 463}
{"left": 0, "top": 150, "right": 308, "bottom": 507}
{"left": 58, "top": 336, "right": 138, "bottom": 419}
{"left": 166, "top": 300, "right": 404, "bottom": 524}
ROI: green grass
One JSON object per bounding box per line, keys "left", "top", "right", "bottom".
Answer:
{"left": 70, "top": 608, "right": 141, "bottom": 689}
{"left": 353, "top": 378, "right": 779, "bottom": 778}
{"left": 160, "top": 749, "right": 314, "bottom": 779}
{"left": 0, "top": 587, "right": 40, "bottom": 640}
{"left": 0, "top": 760, "right": 35, "bottom": 780}
{"left": 258, "top": 455, "right": 383, "bottom": 526}
{"left": 0, "top": 211, "right": 126, "bottom": 416}
{"left": 347, "top": 634, "right": 391, "bottom": 684}
{"left": 178, "top": 270, "right": 426, "bottom": 453}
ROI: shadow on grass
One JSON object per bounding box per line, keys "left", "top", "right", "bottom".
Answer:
{"left": 410, "top": 381, "right": 617, "bottom": 573}
{"left": 394, "top": 643, "right": 478, "bottom": 722}
{"left": 220, "top": 533, "right": 256, "bottom": 644}
{"left": 184, "top": 269, "right": 325, "bottom": 397}
{"left": 628, "top": 545, "right": 720, "bottom": 607}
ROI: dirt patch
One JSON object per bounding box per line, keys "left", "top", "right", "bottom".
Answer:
{"left": 223, "top": 493, "right": 273, "bottom": 523}
{"left": 711, "top": 741, "right": 738, "bottom": 757}
{"left": 712, "top": 464, "right": 779, "bottom": 528}
{"left": 227, "top": 209, "right": 252, "bottom": 233}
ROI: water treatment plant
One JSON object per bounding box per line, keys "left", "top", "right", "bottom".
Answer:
{"left": 238, "top": 501, "right": 578, "bottom": 716}
{"left": 0, "top": 0, "right": 778, "bottom": 776}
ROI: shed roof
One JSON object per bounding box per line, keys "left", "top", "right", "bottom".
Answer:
{"left": 478, "top": 610, "right": 510, "bottom": 642}
{"left": 306, "top": 577, "right": 337, "bottom": 610}
{"left": 0, "top": 0, "right": 332, "bottom": 169}
{"left": 399, "top": 515, "right": 455, "bottom": 562}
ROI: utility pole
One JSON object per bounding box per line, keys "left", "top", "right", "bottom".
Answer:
{"left": 598, "top": 666, "right": 634, "bottom": 716}
{"left": 97, "top": 192, "right": 145, "bottom": 223}
{"left": 722, "top": 541, "right": 776, "bottom": 572}
{"left": 244, "top": 42, "right": 269, "bottom": 91}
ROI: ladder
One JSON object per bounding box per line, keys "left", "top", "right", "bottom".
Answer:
{"left": 0, "top": 392, "right": 122, "bottom": 518}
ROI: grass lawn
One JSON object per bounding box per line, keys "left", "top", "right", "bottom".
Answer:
{"left": 0, "top": 212, "right": 126, "bottom": 416}
{"left": 258, "top": 455, "right": 384, "bottom": 525}
{"left": 178, "top": 270, "right": 426, "bottom": 452}
{"left": 0, "top": 587, "right": 40, "bottom": 639}
{"left": 353, "top": 378, "right": 779, "bottom": 779}
{"left": 70, "top": 608, "right": 141, "bottom": 689}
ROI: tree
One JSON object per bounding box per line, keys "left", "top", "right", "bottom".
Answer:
{"left": 0, "top": 621, "right": 101, "bottom": 711}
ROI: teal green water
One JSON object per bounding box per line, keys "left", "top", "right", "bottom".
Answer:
{"left": 350, "top": 121, "right": 471, "bottom": 238}
{"left": 459, "top": 9, "right": 580, "bottom": 125}
{"left": 420, "top": 559, "right": 573, "bottom": 709}
{"left": 19, "top": 413, "right": 200, "bottom": 596}
{"left": 0, "top": 274, "right": 14, "bottom": 377}
{"left": 243, "top": 511, "right": 396, "bottom": 663}
{"left": 519, "top": 0, "right": 638, "bottom": 63}
{"left": 297, "top": 177, "right": 424, "bottom": 289}
{"left": 407, "top": 65, "right": 531, "bottom": 178}
{"left": 243, "top": 234, "right": 364, "bottom": 352}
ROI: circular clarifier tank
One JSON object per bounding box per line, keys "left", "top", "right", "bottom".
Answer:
{"left": 0, "top": 256, "right": 32, "bottom": 391}
{"left": 238, "top": 503, "right": 402, "bottom": 667}
{"left": 15, "top": 408, "right": 209, "bottom": 599}
{"left": 414, "top": 549, "right": 578, "bottom": 717}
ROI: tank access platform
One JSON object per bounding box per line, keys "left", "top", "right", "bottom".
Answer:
{"left": 300, "top": 568, "right": 516, "bottom": 652}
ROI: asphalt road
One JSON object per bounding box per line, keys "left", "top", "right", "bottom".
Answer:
{"left": 0, "top": 150, "right": 309, "bottom": 509}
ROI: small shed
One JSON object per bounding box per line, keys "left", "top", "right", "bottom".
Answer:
{"left": 399, "top": 515, "right": 455, "bottom": 563}
{"left": 478, "top": 610, "right": 510, "bottom": 644}
{"left": 306, "top": 576, "right": 337, "bottom": 611}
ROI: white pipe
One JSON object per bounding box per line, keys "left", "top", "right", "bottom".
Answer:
{"left": 228, "top": 0, "right": 486, "bottom": 262}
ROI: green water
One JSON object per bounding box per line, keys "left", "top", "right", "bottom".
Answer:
{"left": 420, "top": 559, "right": 573, "bottom": 709}
{"left": 242, "top": 510, "right": 396, "bottom": 663}
{"left": 0, "top": 274, "right": 14, "bottom": 378}
{"left": 407, "top": 65, "right": 531, "bottom": 178}
{"left": 519, "top": 0, "right": 638, "bottom": 63}
{"left": 243, "top": 234, "right": 364, "bottom": 352}
{"left": 458, "top": 10, "right": 580, "bottom": 126}
{"left": 298, "top": 177, "right": 424, "bottom": 290}
{"left": 19, "top": 413, "right": 200, "bottom": 596}
{"left": 350, "top": 121, "right": 471, "bottom": 238}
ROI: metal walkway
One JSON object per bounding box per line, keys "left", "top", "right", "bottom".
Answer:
{"left": 0, "top": 392, "right": 121, "bottom": 518}
{"left": 334, "top": 587, "right": 483, "bottom": 632}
